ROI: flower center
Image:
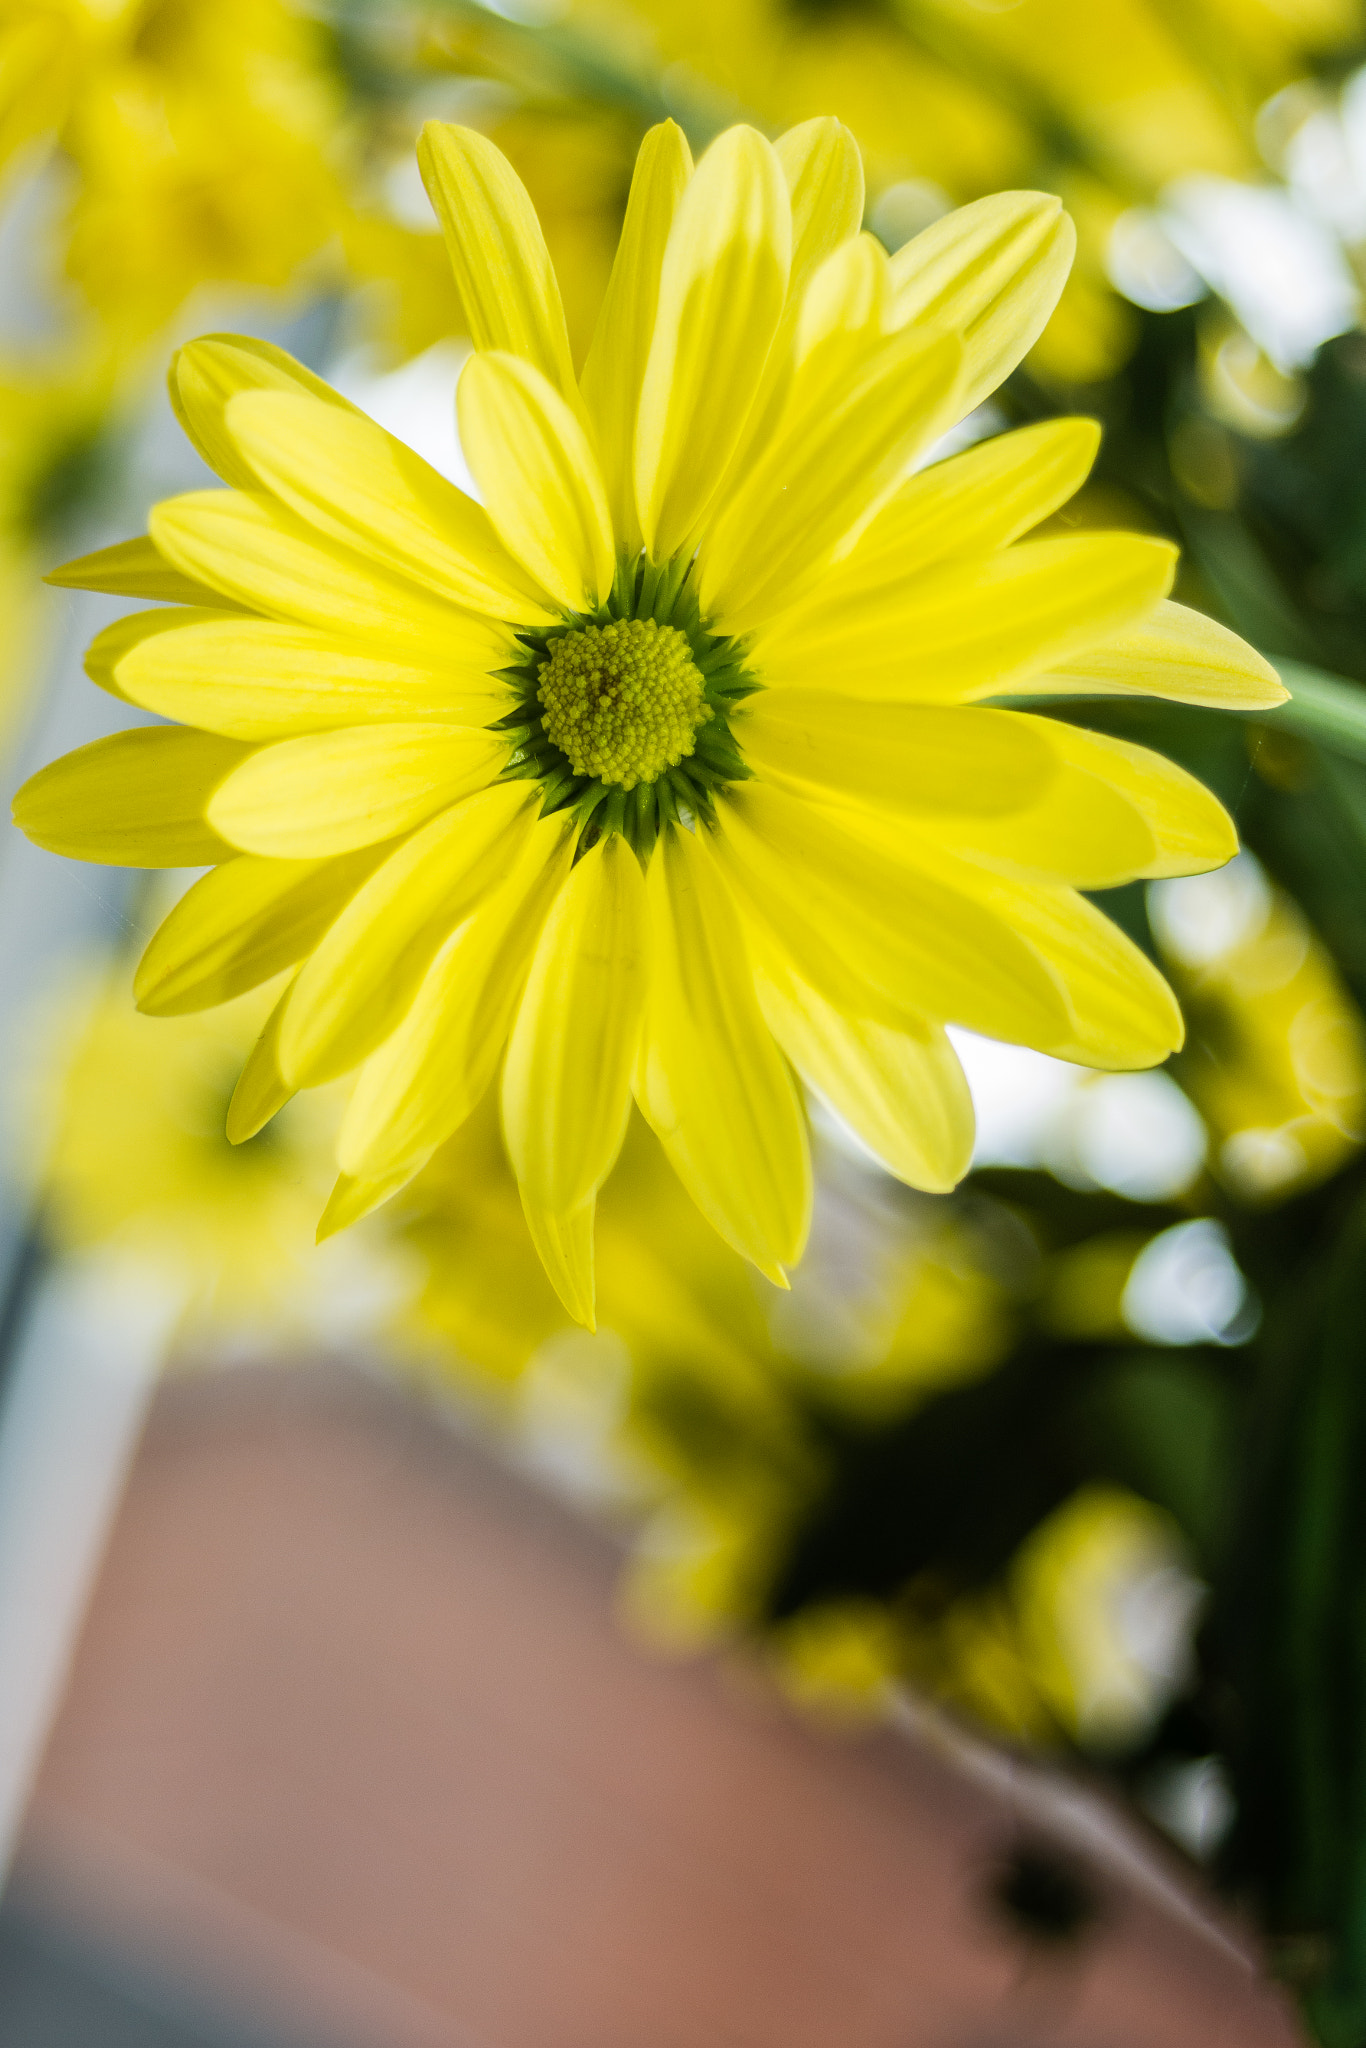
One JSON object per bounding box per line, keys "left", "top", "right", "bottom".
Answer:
{"left": 536, "top": 618, "right": 708, "bottom": 792}
{"left": 493, "top": 552, "right": 759, "bottom": 856}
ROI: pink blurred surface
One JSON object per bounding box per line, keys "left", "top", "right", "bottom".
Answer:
{"left": 14, "top": 1364, "right": 1305, "bottom": 2047}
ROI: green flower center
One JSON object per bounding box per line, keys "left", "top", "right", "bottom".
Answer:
{"left": 537, "top": 618, "right": 708, "bottom": 791}
{"left": 494, "top": 551, "right": 760, "bottom": 857}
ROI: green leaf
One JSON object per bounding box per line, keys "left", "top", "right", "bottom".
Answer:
{"left": 1276, "top": 663, "right": 1366, "bottom": 767}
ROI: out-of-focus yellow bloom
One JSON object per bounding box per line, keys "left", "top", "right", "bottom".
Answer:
{"left": 0, "top": 0, "right": 346, "bottom": 342}
{"left": 895, "top": 1485, "right": 1195, "bottom": 1748}
{"left": 1038, "top": 1230, "right": 1153, "bottom": 1343}
{"left": 15, "top": 966, "right": 396, "bottom": 1339}
{"left": 0, "top": 343, "right": 123, "bottom": 750}
{"left": 766, "top": 1598, "right": 904, "bottom": 1723}
{"left": 1153, "top": 865, "right": 1366, "bottom": 1199}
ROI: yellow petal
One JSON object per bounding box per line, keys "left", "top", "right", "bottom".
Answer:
{"left": 699, "top": 327, "right": 964, "bottom": 633}
{"left": 338, "top": 816, "right": 575, "bottom": 1182}
{"left": 206, "top": 725, "right": 505, "bottom": 858}
{"left": 226, "top": 981, "right": 295, "bottom": 1143}
{"left": 280, "top": 783, "right": 538, "bottom": 1087}
{"left": 45, "top": 534, "right": 249, "bottom": 610}
{"left": 702, "top": 231, "right": 887, "bottom": 535}
{"left": 635, "top": 827, "right": 810, "bottom": 1279}
{"left": 417, "top": 122, "right": 578, "bottom": 405}
{"left": 888, "top": 191, "right": 1075, "bottom": 416}
{"left": 89, "top": 608, "right": 508, "bottom": 741}
{"left": 520, "top": 1196, "right": 596, "bottom": 1332}
{"left": 224, "top": 389, "right": 556, "bottom": 627}
{"left": 580, "top": 120, "right": 693, "bottom": 553}
{"left": 740, "top": 692, "right": 1056, "bottom": 815}
{"left": 775, "top": 117, "right": 864, "bottom": 302}
{"left": 714, "top": 784, "right": 1070, "bottom": 1047}
{"left": 795, "top": 233, "right": 892, "bottom": 365}
{"left": 754, "top": 945, "right": 974, "bottom": 1193}
{"left": 136, "top": 847, "right": 383, "bottom": 1015}
{"left": 503, "top": 833, "right": 650, "bottom": 1217}
{"left": 14, "top": 728, "right": 245, "bottom": 866}
{"left": 457, "top": 352, "right": 615, "bottom": 613}
{"left": 316, "top": 1166, "right": 416, "bottom": 1241}
{"left": 1029, "top": 720, "right": 1238, "bottom": 878}
{"left": 824, "top": 417, "right": 1101, "bottom": 598}
{"left": 169, "top": 334, "right": 356, "bottom": 494}
{"left": 930, "top": 754, "right": 1157, "bottom": 888}
{"left": 1032, "top": 599, "right": 1288, "bottom": 710}
{"left": 753, "top": 534, "right": 1177, "bottom": 702}
{"left": 151, "top": 490, "right": 511, "bottom": 661}
{"left": 958, "top": 864, "right": 1184, "bottom": 1069}
{"left": 923, "top": 717, "right": 1231, "bottom": 887}
{"left": 635, "top": 126, "right": 791, "bottom": 559}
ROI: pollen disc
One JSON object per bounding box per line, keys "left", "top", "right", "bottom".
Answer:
{"left": 536, "top": 618, "right": 709, "bottom": 791}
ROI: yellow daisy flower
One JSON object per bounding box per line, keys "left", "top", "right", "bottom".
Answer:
{"left": 14, "top": 116, "right": 1286, "bottom": 1325}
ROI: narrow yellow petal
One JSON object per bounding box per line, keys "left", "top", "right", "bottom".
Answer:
{"left": 740, "top": 693, "right": 1056, "bottom": 816}
{"left": 417, "top": 122, "right": 578, "bottom": 405}
{"left": 714, "top": 785, "right": 1070, "bottom": 1048}
{"left": 169, "top": 334, "right": 356, "bottom": 494}
{"left": 888, "top": 192, "right": 1075, "bottom": 417}
{"left": 700, "top": 328, "right": 964, "bottom": 633}
{"left": 458, "top": 352, "right": 615, "bottom": 614}
{"left": 279, "top": 783, "right": 538, "bottom": 1087}
{"left": 995, "top": 717, "right": 1238, "bottom": 880}
{"left": 753, "top": 534, "right": 1177, "bottom": 702}
{"left": 958, "top": 865, "right": 1184, "bottom": 1069}
{"left": 704, "top": 230, "right": 888, "bottom": 535}
{"left": 821, "top": 418, "right": 1101, "bottom": 601}
{"left": 635, "top": 827, "right": 810, "bottom": 1279}
{"left": 1032, "top": 599, "right": 1288, "bottom": 710}
{"left": 635, "top": 126, "right": 791, "bottom": 559}
{"left": 317, "top": 1167, "right": 414, "bottom": 1241}
{"left": 226, "top": 391, "right": 556, "bottom": 626}
{"left": 503, "top": 834, "right": 649, "bottom": 1217}
{"left": 580, "top": 120, "right": 693, "bottom": 553}
{"left": 150, "top": 490, "right": 513, "bottom": 661}
{"left": 521, "top": 1195, "right": 596, "bottom": 1331}
{"left": 754, "top": 944, "right": 974, "bottom": 1193}
{"left": 206, "top": 725, "right": 504, "bottom": 858}
{"left": 14, "top": 729, "right": 245, "bottom": 867}
{"left": 930, "top": 756, "right": 1157, "bottom": 888}
{"left": 775, "top": 117, "right": 864, "bottom": 302}
{"left": 338, "top": 816, "right": 574, "bottom": 1182}
{"left": 90, "top": 609, "right": 508, "bottom": 742}
{"left": 45, "top": 534, "right": 249, "bottom": 610}
{"left": 795, "top": 233, "right": 892, "bottom": 364}
{"left": 225, "top": 981, "right": 296, "bottom": 1143}
{"left": 135, "top": 847, "right": 382, "bottom": 1016}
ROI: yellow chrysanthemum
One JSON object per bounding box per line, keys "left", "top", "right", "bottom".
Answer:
{"left": 15, "top": 116, "right": 1287, "bottom": 1324}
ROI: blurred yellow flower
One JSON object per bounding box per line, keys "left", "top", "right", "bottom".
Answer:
{"left": 0, "top": 0, "right": 346, "bottom": 341}
{"left": 15, "top": 967, "right": 391, "bottom": 1340}
{"left": 0, "top": 343, "right": 123, "bottom": 752}
{"left": 1153, "top": 860, "right": 1366, "bottom": 1198}
{"left": 897, "top": 1485, "right": 1195, "bottom": 1748}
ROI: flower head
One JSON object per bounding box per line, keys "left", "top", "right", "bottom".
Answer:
{"left": 15, "top": 116, "right": 1286, "bottom": 1324}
